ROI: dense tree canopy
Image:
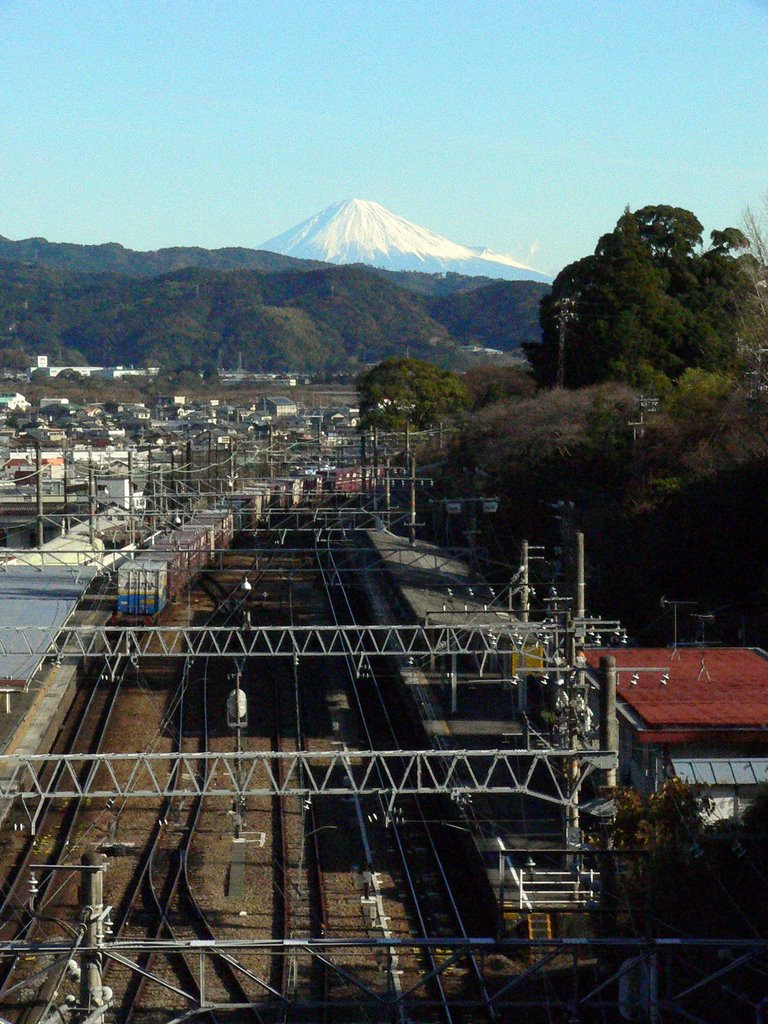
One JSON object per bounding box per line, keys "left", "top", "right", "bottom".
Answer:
{"left": 358, "top": 357, "right": 470, "bottom": 430}
{"left": 526, "top": 205, "right": 750, "bottom": 388}
{"left": 0, "top": 259, "right": 545, "bottom": 375}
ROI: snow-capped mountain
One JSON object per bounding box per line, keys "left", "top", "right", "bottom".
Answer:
{"left": 259, "top": 199, "right": 549, "bottom": 283}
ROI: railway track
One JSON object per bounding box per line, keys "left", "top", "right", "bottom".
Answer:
{"left": 116, "top": 588, "right": 265, "bottom": 1022}
{"left": 316, "top": 533, "right": 497, "bottom": 1024}
{"left": 0, "top": 658, "right": 126, "bottom": 1020}
{"left": 0, "top": 517, "right": 498, "bottom": 1022}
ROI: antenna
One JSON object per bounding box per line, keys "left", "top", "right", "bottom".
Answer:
{"left": 660, "top": 596, "right": 697, "bottom": 652}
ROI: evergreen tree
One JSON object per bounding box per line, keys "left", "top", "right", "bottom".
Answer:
{"left": 526, "top": 205, "right": 749, "bottom": 388}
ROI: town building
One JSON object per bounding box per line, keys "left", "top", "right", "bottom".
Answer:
{"left": 586, "top": 646, "right": 768, "bottom": 819}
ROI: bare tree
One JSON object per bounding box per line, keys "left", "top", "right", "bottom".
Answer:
{"left": 739, "top": 193, "right": 768, "bottom": 391}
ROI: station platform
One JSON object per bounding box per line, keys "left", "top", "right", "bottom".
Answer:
{"left": 0, "top": 567, "right": 111, "bottom": 825}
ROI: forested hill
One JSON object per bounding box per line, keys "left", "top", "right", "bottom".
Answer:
{"left": 0, "top": 232, "right": 547, "bottom": 298}
{"left": 0, "top": 234, "right": 326, "bottom": 276}
{"left": 0, "top": 259, "right": 546, "bottom": 374}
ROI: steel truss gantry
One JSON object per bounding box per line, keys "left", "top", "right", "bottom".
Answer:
{"left": 0, "top": 544, "right": 478, "bottom": 577}
{"left": 0, "top": 935, "right": 762, "bottom": 1022}
{"left": 0, "top": 747, "right": 616, "bottom": 805}
{"left": 0, "top": 621, "right": 577, "bottom": 660}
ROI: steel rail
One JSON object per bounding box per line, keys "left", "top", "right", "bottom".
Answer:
{"left": 314, "top": 534, "right": 413, "bottom": 1023}
{"left": 320, "top": 534, "right": 498, "bottom": 1022}
{"left": 0, "top": 657, "right": 126, "bottom": 1017}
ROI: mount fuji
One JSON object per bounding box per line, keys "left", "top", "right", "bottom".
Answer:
{"left": 259, "top": 199, "right": 550, "bottom": 283}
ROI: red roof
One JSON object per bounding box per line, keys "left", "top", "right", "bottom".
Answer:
{"left": 585, "top": 647, "right": 768, "bottom": 731}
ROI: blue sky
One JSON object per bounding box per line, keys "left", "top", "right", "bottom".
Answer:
{"left": 2, "top": 0, "right": 767, "bottom": 275}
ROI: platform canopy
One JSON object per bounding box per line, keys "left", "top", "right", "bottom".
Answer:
{"left": 0, "top": 566, "right": 98, "bottom": 687}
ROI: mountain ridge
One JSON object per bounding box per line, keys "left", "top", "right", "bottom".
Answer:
{"left": 0, "top": 258, "right": 547, "bottom": 374}
{"left": 260, "top": 199, "right": 550, "bottom": 283}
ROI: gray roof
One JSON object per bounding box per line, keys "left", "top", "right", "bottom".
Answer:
{"left": 672, "top": 758, "right": 768, "bottom": 787}
{"left": 0, "top": 566, "right": 98, "bottom": 685}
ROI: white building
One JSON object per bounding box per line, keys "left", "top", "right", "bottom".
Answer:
{"left": 0, "top": 393, "right": 31, "bottom": 412}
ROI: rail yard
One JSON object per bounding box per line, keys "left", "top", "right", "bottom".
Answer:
{"left": 0, "top": 431, "right": 760, "bottom": 1024}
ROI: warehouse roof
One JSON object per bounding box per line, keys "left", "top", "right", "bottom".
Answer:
{"left": 585, "top": 647, "right": 768, "bottom": 732}
{"left": 0, "top": 566, "right": 98, "bottom": 686}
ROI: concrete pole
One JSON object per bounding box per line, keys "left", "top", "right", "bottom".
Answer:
{"left": 127, "top": 450, "right": 135, "bottom": 546}
{"left": 215, "top": 438, "right": 222, "bottom": 495}
{"left": 575, "top": 531, "right": 586, "bottom": 620}
{"left": 207, "top": 432, "right": 212, "bottom": 495}
{"left": 267, "top": 424, "right": 274, "bottom": 477}
{"left": 79, "top": 852, "right": 104, "bottom": 1015}
{"left": 185, "top": 438, "right": 193, "bottom": 496}
{"left": 520, "top": 539, "right": 530, "bottom": 622}
{"left": 468, "top": 497, "right": 477, "bottom": 555}
{"left": 408, "top": 452, "right": 416, "bottom": 547}
{"left": 88, "top": 451, "right": 96, "bottom": 547}
{"left": 147, "top": 448, "right": 154, "bottom": 519}
{"left": 599, "top": 654, "right": 618, "bottom": 788}
{"left": 360, "top": 431, "right": 367, "bottom": 496}
{"left": 170, "top": 447, "right": 177, "bottom": 503}
{"left": 372, "top": 426, "right": 379, "bottom": 512}
{"left": 565, "top": 618, "right": 579, "bottom": 848}
{"left": 35, "top": 443, "right": 44, "bottom": 547}
{"left": 63, "top": 452, "right": 70, "bottom": 533}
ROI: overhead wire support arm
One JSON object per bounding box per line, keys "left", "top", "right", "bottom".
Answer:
{"left": 0, "top": 622, "right": 598, "bottom": 660}
{"left": 0, "top": 747, "right": 618, "bottom": 804}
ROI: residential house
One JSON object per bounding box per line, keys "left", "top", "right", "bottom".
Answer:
{"left": 586, "top": 646, "right": 768, "bottom": 820}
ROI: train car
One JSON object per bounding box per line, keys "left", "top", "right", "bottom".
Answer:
{"left": 330, "top": 467, "right": 363, "bottom": 494}
{"left": 117, "top": 556, "right": 169, "bottom": 615}
{"left": 116, "top": 509, "right": 236, "bottom": 617}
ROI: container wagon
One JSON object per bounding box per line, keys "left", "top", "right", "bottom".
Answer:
{"left": 116, "top": 510, "right": 234, "bottom": 617}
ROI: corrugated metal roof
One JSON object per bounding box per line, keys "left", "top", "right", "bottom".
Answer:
{"left": 0, "top": 566, "right": 98, "bottom": 685}
{"left": 673, "top": 758, "right": 768, "bottom": 786}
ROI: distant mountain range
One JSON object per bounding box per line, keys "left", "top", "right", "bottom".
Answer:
{"left": 260, "top": 199, "right": 550, "bottom": 283}
{"left": 0, "top": 230, "right": 549, "bottom": 375}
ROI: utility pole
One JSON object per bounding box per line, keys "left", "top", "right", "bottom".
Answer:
{"left": 88, "top": 451, "right": 96, "bottom": 547}
{"left": 556, "top": 296, "right": 576, "bottom": 389}
{"left": 207, "top": 432, "right": 213, "bottom": 495}
{"left": 127, "top": 449, "right": 135, "bottom": 546}
{"left": 408, "top": 452, "right": 417, "bottom": 547}
{"left": 467, "top": 497, "right": 478, "bottom": 555}
{"left": 78, "top": 852, "right": 106, "bottom": 1019}
{"left": 170, "top": 447, "right": 177, "bottom": 506}
{"left": 185, "top": 438, "right": 193, "bottom": 497}
{"left": 267, "top": 424, "right": 274, "bottom": 477}
{"left": 598, "top": 655, "right": 618, "bottom": 789}
{"left": 63, "top": 450, "right": 70, "bottom": 534}
{"left": 575, "top": 531, "right": 585, "bottom": 621}
{"left": 372, "top": 426, "right": 379, "bottom": 513}
{"left": 519, "top": 539, "right": 530, "bottom": 621}
{"left": 360, "top": 431, "right": 367, "bottom": 496}
{"left": 35, "top": 442, "right": 44, "bottom": 547}
{"left": 147, "top": 448, "right": 154, "bottom": 519}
